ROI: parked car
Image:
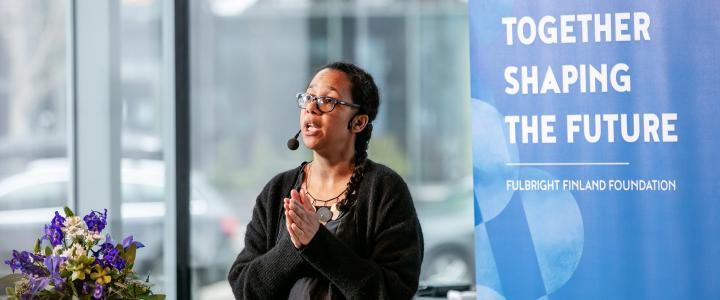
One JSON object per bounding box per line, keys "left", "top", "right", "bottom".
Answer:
{"left": 414, "top": 181, "right": 475, "bottom": 285}
{"left": 0, "top": 158, "right": 240, "bottom": 289}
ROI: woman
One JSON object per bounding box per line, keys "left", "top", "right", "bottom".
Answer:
{"left": 228, "top": 62, "right": 424, "bottom": 299}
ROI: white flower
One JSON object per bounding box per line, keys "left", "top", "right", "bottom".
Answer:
{"left": 84, "top": 231, "right": 103, "bottom": 243}
{"left": 63, "top": 216, "right": 83, "bottom": 228}
{"left": 62, "top": 216, "right": 87, "bottom": 241}
{"left": 53, "top": 245, "right": 64, "bottom": 255}
{"left": 62, "top": 243, "right": 87, "bottom": 260}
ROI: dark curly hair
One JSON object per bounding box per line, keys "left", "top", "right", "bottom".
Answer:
{"left": 320, "top": 62, "right": 379, "bottom": 212}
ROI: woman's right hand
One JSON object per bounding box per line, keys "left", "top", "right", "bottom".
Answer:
{"left": 284, "top": 189, "right": 320, "bottom": 249}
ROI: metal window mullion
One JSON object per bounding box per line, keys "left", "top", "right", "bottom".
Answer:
{"left": 66, "top": 0, "right": 77, "bottom": 211}
{"left": 162, "top": 0, "right": 191, "bottom": 299}
{"left": 71, "top": 0, "right": 122, "bottom": 240}
{"left": 406, "top": 2, "right": 422, "bottom": 182}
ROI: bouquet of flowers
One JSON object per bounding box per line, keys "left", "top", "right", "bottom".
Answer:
{"left": 1, "top": 207, "right": 165, "bottom": 300}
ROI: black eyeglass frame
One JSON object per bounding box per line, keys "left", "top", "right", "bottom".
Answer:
{"left": 296, "top": 92, "right": 361, "bottom": 113}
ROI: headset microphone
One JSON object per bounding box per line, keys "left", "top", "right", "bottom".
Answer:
{"left": 287, "top": 130, "right": 301, "bottom": 150}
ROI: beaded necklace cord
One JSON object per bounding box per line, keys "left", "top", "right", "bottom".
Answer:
{"left": 304, "top": 162, "right": 351, "bottom": 222}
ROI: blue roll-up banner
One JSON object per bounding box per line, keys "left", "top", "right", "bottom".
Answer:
{"left": 469, "top": 1, "right": 719, "bottom": 299}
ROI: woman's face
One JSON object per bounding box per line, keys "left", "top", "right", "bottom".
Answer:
{"left": 300, "top": 68, "right": 358, "bottom": 154}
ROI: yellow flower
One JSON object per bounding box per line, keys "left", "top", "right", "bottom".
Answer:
{"left": 91, "top": 265, "right": 112, "bottom": 285}
{"left": 71, "top": 267, "right": 90, "bottom": 281}
{"left": 66, "top": 255, "right": 95, "bottom": 281}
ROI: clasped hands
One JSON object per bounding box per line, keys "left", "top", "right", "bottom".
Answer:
{"left": 284, "top": 189, "right": 320, "bottom": 249}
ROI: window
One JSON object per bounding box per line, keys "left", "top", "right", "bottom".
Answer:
{"left": 0, "top": 0, "right": 68, "bottom": 283}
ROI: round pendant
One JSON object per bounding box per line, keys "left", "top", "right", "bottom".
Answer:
{"left": 330, "top": 203, "right": 340, "bottom": 220}
{"left": 316, "top": 206, "right": 333, "bottom": 223}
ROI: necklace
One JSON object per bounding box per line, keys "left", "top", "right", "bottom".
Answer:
{"left": 304, "top": 162, "right": 350, "bottom": 223}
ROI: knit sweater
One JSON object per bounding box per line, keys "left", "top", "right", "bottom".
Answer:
{"left": 227, "top": 159, "right": 424, "bottom": 299}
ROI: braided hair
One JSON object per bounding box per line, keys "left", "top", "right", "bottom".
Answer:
{"left": 320, "top": 62, "right": 379, "bottom": 212}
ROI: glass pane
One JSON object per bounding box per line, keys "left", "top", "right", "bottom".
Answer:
{"left": 191, "top": 1, "right": 471, "bottom": 298}
{"left": 119, "top": 0, "right": 167, "bottom": 294}
{"left": 0, "top": 0, "right": 68, "bottom": 290}
{"left": 0, "top": 182, "right": 66, "bottom": 210}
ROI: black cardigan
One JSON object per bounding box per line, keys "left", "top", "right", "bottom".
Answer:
{"left": 227, "top": 160, "right": 424, "bottom": 299}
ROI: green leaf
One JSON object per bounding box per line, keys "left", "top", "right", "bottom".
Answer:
{"left": 140, "top": 295, "right": 166, "bottom": 300}
{"left": 5, "top": 286, "right": 15, "bottom": 297}
{"left": 34, "top": 239, "right": 41, "bottom": 254}
{"left": 0, "top": 273, "right": 24, "bottom": 285}
{"left": 80, "top": 255, "right": 96, "bottom": 265}
{"left": 61, "top": 269, "right": 72, "bottom": 277}
{"left": 45, "top": 246, "right": 53, "bottom": 256}
{"left": 124, "top": 243, "right": 137, "bottom": 269}
{"left": 64, "top": 206, "right": 75, "bottom": 217}
{"left": 69, "top": 278, "right": 79, "bottom": 296}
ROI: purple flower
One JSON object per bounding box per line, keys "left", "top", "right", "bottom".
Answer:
{"left": 93, "top": 242, "right": 115, "bottom": 258}
{"left": 83, "top": 282, "right": 92, "bottom": 294}
{"left": 4, "top": 250, "right": 46, "bottom": 276}
{"left": 84, "top": 209, "right": 107, "bottom": 233}
{"left": 42, "top": 211, "right": 66, "bottom": 247}
{"left": 28, "top": 276, "right": 50, "bottom": 294}
{"left": 3, "top": 253, "right": 19, "bottom": 272}
{"left": 122, "top": 236, "right": 145, "bottom": 249}
{"left": 103, "top": 247, "right": 125, "bottom": 270}
{"left": 44, "top": 255, "right": 67, "bottom": 288}
{"left": 93, "top": 282, "right": 104, "bottom": 299}
{"left": 51, "top": 211, "right": 66, "bottom": 227}
{"left": 43, "top": 224, "right": 64, "bottom": 247}
{"left": 94, "top": 242, "right": 126, "bottom": 270}
{"left": 103, "top": 234, "right": 114, "bottom": 245}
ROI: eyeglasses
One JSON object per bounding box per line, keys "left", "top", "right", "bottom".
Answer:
{"left": 296, "top": 93, "right": 360, "bottom": 113}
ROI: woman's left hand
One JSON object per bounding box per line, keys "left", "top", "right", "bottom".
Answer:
{"left": 284, "top": 188, "right": 320, "bottom": 249}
